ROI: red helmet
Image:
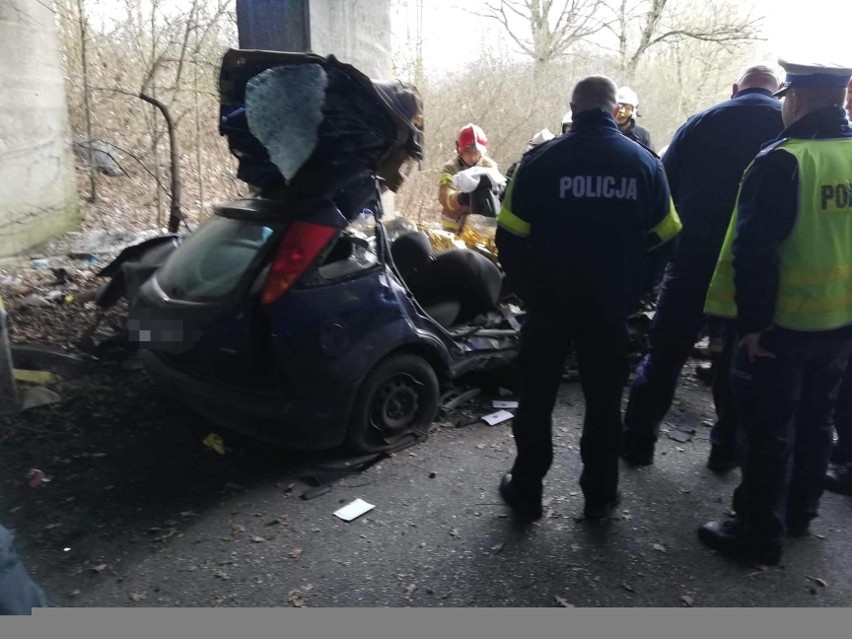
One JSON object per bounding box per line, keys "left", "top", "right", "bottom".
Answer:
{"left": 457, "top": 123, "right": 487, "bottom": 153}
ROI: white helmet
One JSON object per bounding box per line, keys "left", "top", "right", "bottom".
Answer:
{"left": 616, "top": 87, "right": 639, "bottom": 107}
{"left": 526, "top": 128, "right": 555, "bottom": 151}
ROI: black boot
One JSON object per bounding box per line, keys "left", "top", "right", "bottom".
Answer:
{"left": 698, "top": 519, "right": 782, "bottom": 566}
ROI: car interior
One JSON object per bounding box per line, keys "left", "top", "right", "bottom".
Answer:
{"left": 389, "top": 230, "right": 503, "bottom": 329}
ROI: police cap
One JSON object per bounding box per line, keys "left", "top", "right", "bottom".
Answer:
{"left": 774, "top": 58, "right": 852, "bottom": 97}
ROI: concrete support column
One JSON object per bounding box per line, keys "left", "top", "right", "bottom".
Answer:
{"left": 0, "top": 0, "right": 80, "bottom": 257}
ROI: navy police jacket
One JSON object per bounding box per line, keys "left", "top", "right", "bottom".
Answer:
{"left": 496, "top": 108, "right": 681, "bottom": 322}
{"left": 663, "top": 88, "right": 783, "bottom": 273}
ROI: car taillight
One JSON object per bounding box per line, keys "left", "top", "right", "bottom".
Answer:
{"left": 261, "top": 221, "right": 337, "bottom": 304}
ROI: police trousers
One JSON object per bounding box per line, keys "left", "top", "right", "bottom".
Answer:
{"left": 730, "top": 329, "right": 852, "bottom": 541}
{"left": 623, "top": 263, "right": 737, "bottom": 455}
{"left": 510, "top": 309, "right": 629, "bottom": 505}
{"left": 832, "top": 365, "right": 852, "bottom": 462}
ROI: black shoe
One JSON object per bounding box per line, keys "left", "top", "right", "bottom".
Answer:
{"left": 786, "top": 520, "right": 811, "bottom": 538}
{"left": 499, "top": 473, "right": 543, "bottom": 520}
{"left": 697, "top": 520, "right": 782, "bottom": 566}
{"left": 583, "top": 492, "right": 622, "bottom": 520}
{"left": 825, "top": 465, "right": 852, "bottom": 495}
{"left": 706, "top": 446, "right": 739, "bottom": 474}
{"left": 620, "top": 439, "right": 654, "bottom": 466}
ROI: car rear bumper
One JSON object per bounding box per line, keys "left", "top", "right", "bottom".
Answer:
{"left": 139, "top": 349, "right": 350, "bottom": 449}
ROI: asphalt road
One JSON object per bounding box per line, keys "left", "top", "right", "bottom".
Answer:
{"left": 3, "top": 360, "right": 852, "bottom": 608}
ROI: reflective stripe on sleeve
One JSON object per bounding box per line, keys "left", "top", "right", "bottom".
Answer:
{"left": 647, "top": 199, "right": 682, "bottom": 249}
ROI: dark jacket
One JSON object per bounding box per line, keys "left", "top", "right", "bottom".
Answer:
{"left": 496, "top": 108, "right": 680, "bottom": 322}
{"left": 620, "top": 118, "right": 653, "bottom": 151}
{"left": 732, "top": 106, "right": 852, "bottom": 335}
{"left": 663, "top": 88, "right": 784, "bottom": 275}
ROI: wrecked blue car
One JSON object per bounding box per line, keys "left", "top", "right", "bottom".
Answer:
{"left": 107, "top": 49, "right": 522, "bottom": 453}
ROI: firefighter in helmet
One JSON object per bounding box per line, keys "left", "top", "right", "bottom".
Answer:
{"left": 437, "top": 123, "right": 499, "bottom": 234}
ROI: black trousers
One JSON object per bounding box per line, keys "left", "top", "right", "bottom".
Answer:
{"left": 832, "top": 365, "right": 852, "bottom": 462}
{"left": 623, "top": 263, "right": 738, "bottom": 455}
{"left": 510, "top": 309, "right": 629, "bottom": 505}
{"left": 730, "top": 330, "right": 852, "bottom": 541}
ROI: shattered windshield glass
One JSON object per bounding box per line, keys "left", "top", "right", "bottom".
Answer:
{"left": 245, "top": 64, "right": 328, "bottom": 181}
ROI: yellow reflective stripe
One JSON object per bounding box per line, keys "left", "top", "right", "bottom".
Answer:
{"left": 497, "top": 209, "right": 530, "bottom": 238}
{"left": 647, "top": 200, "right": 682, "bottom": 249}
{"left": 779, "top": 264, "right": 852, "bottom": 287}
{"left": 496, "top": 177, "right": 531, "bottom": 238}
{"left": 776, "top": 293, "right": 852, "bottom": 315}
{"left": 438, "top": 172, "right": 455, "bottom": 186}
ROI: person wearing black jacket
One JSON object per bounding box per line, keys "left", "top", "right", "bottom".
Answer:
{"left": 616, "top": 87, "right": 654, "bottom": 150}
{"left": 699, "top": 60, "right": 852, "bottom": 565}
{"left": 495, "top": 75, "right": 681, "bottom": 521}
{"left": 621, "top": 66, "right": 784, "bottom": 470}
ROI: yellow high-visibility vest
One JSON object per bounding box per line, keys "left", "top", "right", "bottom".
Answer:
{"left": 705, "top": 137, "right": 852, "bottom": 330}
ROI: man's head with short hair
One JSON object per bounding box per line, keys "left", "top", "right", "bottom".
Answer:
{"left": 570, "top": 76, "right": 618, "bottom": 119}
{"left": 733, "top": 65, "right": 780, "bottom": 97}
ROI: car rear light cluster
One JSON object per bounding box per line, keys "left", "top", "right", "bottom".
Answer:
{"left": 261, "top": 221, "right": 337, "bottom": 304}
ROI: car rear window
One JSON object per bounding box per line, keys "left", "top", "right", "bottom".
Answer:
{"left": 156, "top": 216, "right": 277, "bottom": 301}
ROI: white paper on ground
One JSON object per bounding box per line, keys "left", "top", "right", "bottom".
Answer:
{"left": 481, "top": 409, "right": 514, "bottom": 425}
{"left": 492, "top": 400, "right": 519, "bottom": 409}
{"left": 333, "top": 498, "right": 375, "bottom": 522}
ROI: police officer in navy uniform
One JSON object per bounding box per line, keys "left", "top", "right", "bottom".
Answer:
{"left": 621, "top": 65, "right": 784, "bottom": 471}
{"left": 700, "top": 60, "right": 852, "bottom": 565}
{"left": 495, "top": 75, "right": 681, "bottom": 520}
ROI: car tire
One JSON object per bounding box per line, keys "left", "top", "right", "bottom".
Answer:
{"left": 346, "top": 353, "right": 439, "bottom": 453}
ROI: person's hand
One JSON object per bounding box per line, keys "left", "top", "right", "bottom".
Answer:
{"left": 738, "top": 331, "right": 776, "bottom": 363}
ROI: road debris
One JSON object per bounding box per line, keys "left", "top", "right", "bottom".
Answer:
{"left": 621, "top": 582, "right": 636, "bottom": 593}
{"left": 440, "top": 387, "right": 481, "bottom": 412}
{"left": 554, "top": 595, "right": 573, "bottom": 607}
{"left": 652, "top": 543, "right": 666, "bottom": 552}
{"left": 301, "top": 484, "right": 332, "bottom": 501}
{"left": 287, "top": 584, "right": 313, "bottom": 607}
{"left": 481, "top": 409, "right": 513, "bottom": 426}
{"left": 333, "top": 498, "right": 375, "bottom": 522}
{"left": 680, "top": 595, "right": 694, "bottom": 607}
{"left": 667, "top": 429, "right": 695, "bottom": 443}
{"left": 27, "top": 468, "right": 50, "bottom": 488}
{"left": 492, "top": 400, "right": 519, "bottom": 409}
{"left": 13, "top": 369, "right": 56, "bottom": 385}
{"left": 202, "top": 433, "right": 226, "bottom": 455}
{"left": 20, "top": 386, "right": 61, "bottom": 410}
{"left": 806, "top": 576, "right": 828, "bottom": 588}
{"left": 290, "top": 548, "right": 303, "bottom": 559}
{"left": 129, "top": 592, "right": 146, "bottom": 602}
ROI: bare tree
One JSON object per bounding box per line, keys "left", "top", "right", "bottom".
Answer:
{"left": 602, "top": 0, "right": 763, "bottom": 80}
{"left": 473, "top": 0, "right": 607, "bottom": 67}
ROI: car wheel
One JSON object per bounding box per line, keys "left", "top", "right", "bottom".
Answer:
{"left": 347, "top": 353, "right": 439, "bottom": 453}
